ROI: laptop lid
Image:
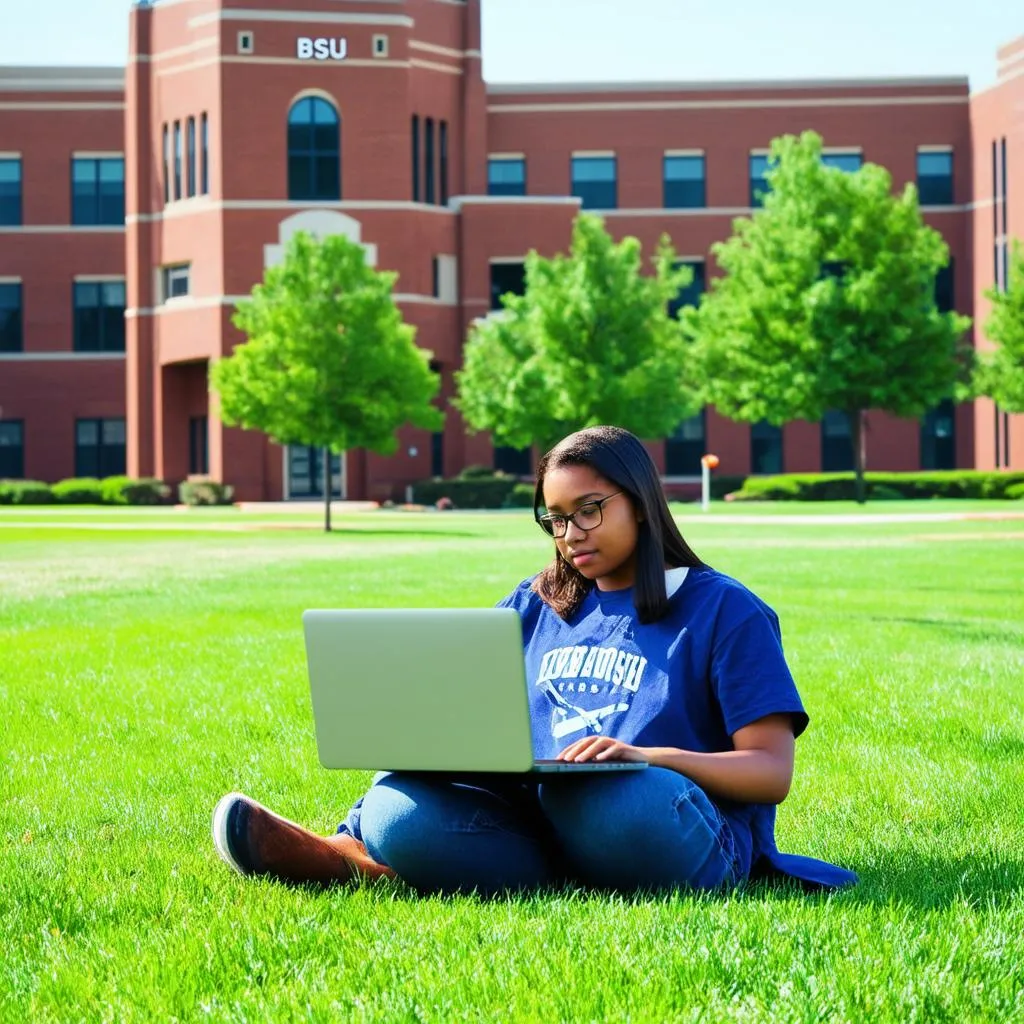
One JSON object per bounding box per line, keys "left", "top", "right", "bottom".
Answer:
{"left": 302, "top": 607, "right": 536, "bottom": 773}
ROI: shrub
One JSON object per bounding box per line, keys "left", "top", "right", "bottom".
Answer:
{"left": 729, "top": 471, "right": 1024, "bottom": 502}
{"left": 100, "top": 476, "right": 172, "bottom": 506}
{"left": 179, "top": 479, "right": 235, "bottom": 506}
{"left": 0, "top": 480, "right": 54, "bottom": 505}
{"left": 710, "top": 474, "right": 747, "bottom": 500}
{"left": 458, "top": 464, "right": 503, "bottom": 480}
{"left": 414, "top": 476, "right": 518, "bottom": 509}
{"left": 505, "top": 483, "right": 536, "bottom": 508}
{"left": 1007, "top": 482, "right": 1024, "bottom": 501}
{"left": 51, "top": 478, "right": 105, "bottom": 504}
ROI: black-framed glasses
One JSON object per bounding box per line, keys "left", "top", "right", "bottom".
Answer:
{"left": 536, "top": 492, "right": 623, "bottom": 538}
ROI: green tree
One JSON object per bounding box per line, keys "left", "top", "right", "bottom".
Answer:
{"left": 454, "top": 213, "right": 701, "bottom": 454}
{"left": 975, "top": 240, "right": 1024, "bottom": 412}
{"left": 681, "top": 131, "right": 973, "bottom": 503}
{"left": 210, "top": 231, "right": 443, "bottom": 531}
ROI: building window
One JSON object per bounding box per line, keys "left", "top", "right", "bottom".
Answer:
{"left": 373, "top": 34, "right": 389, "bottom": 58}
{"left": 74, "top": 280, "right": 126, "bottom": 352}
{"left": 72, "top": 157, "right": 125, "bottom": 226}
{"left": 189, "top": 416, "right": 209, "bottom": 475}
{"left": 821, "top": 150, "right": 862, "bottom": 173}
{"left": 431, "top": 431, "right": 444, "bottom": 478}
{"left": 0, "top": 420, "right": 24, "bottom": 479}
{"left": 0, "top": 282, "right": 22, "bottom": 353}
{"left": 162, "top": 126, "right": 170, "bottom": 204}
{"left": 665, "top": 410, "right": 706, "bottom": 476}
{"left": 424, "top": 117, "right": 435, "bottom": 204}
{"left": 663, "top": 154, "right": 706, "bottom": 208}
{"left": 668, "top": 260, "right": 705, "bottom": 319}
{"left": 411, "top": 115, "right": 420, "bottom": 201}
{"left": 489, "top": 262, "right": 526, "bottom": 312}
{"left": 200, "top": 113, "right": 209, "bottom": 195}
{"left": 75, "top": 418, "right": 126, "bottom": 478}
{"left": 488, "top": 157, "right": 526, "bottom": 197}
{"left": 934, "top": 260, "right": 955, "bottom": 314}
{"left": 751, "top": 420, "right": 783, "bottom": 474}
{"left": 494, "top": 445, "right": 532, "bottom": 476}
{"left": 0, "top": 158, "right": 20, "bottom": 226}
{"left": 749, "top": 153, "right": 772, "bottom": 207}
{"left": 920, "top": 398, "right": 955, "bottom": 470}
{"left": 439, "top": 120, "right": 448, "bottom": 205}
{"left": 821, "top": 410, "right": 854, "bottom": 471}
{"left": 163, "top": 264, "right": 191, "bottom": 301}
{"left": 572, "top": 155, "right": 616, "bottom": 210}
{"left": 174, "top": 122, "right": 182, "bottom": 200}
{"left": 917, "top": 149, "right": 953, "bottom": 206}
{"left": 186, "top": 117, "right": 196, "bottom": 198}
{"left": 287, "top": 96, "right": 341, "bottom": 202}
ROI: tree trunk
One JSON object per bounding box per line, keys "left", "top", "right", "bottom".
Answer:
{"left": 850, "top": 409, "right": 868, "bottom": 505}
{"left": 323, "top": 446, "right": 332, "bottom": 533}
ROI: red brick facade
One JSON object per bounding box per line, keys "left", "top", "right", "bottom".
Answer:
{"left": 0, "top": 1, "right": 1021, "bottom": 500}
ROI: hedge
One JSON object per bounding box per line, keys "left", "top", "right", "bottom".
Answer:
{"left": 0, "top": 475, "right": 177, "bottom": 506}
{"left": 179, "top": 479, "right": 235, "bottom": 506}
{"left": 728, "top": 471, "right": 1024, "bottom": 502}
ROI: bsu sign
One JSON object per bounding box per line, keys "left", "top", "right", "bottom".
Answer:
{"left": 297, "top": 37, "right": 349, "bottom": 61}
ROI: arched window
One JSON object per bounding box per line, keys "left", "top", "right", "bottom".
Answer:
{"left": 287, "top": 97, "right": 340, "bottom": 201}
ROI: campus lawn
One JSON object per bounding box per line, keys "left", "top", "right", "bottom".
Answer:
{"left": 2, "top": 509, "right": 1023, "bottom": 1022}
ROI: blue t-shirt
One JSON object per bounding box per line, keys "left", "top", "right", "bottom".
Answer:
{"left": 497, "top": 565, "right": 858, "bottom": 890}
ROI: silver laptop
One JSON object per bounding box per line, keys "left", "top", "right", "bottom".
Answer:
{"left": 302, "top": 607, "right": 647, "bottom": 775}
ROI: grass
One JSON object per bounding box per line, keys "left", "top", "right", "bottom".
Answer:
{"left": 2, "top": 507, "right": 1023, "bottom": 1022}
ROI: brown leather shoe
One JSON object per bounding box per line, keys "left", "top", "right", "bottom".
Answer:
{"left": 212, "top": 792, "right": 394, "bottom": 887}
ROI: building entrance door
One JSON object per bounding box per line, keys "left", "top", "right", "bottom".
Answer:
{"left": 287, "top": 445, "right": 345, "bottom": 499}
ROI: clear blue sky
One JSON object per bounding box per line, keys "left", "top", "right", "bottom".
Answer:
{"left": 0, "top": 0, "right": 1018, "bottom": 91}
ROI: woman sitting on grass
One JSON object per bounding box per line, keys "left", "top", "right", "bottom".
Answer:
{"left": 212, "top": 425, "right": 857, "bottom": 895}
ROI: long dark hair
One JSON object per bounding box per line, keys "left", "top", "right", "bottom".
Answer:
{"left": 531, "top": 425, "right": 706, "bottom": 624}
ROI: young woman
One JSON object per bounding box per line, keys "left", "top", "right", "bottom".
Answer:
{"left": 212, "top": 425, "right": 857, "bottom": 895}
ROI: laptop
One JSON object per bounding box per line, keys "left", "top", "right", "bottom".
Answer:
{"left": 302, "top": 607, "right": 647, "bottom": 775}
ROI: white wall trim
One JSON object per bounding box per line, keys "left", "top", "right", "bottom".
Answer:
{"left": 410, "top": 59, "right": 462, "bottom": 76}
{"left": 0, "top": 225, "right": 124, "bottom": 234}
{"left": 410, "top": 41, "right": 469, "bottom": 59}
{"left": 73, "top": 275, "right": 126, "bottom": 283}
{"left": 0, "top": 102, "right": 124, "bottom": 112}
{"left": 126, "top": 291, "right": 457, "bottom": 319}
{"left": 72, "top": 151, "right": 125, "bottom": 159}
{"left": 130, "top": 37, "right": 219, "bottom": 64}
{"left": 448, "top": 195, "right": 582, "bottom": 211}
{"left": 0, "top": 151, "right": 21, "bottom": 159}
{"left": 189, "top": 9, "right": 414, "bottom": 27}
{"left": 128, "top": 199, "right": 456, "bottom": 224}
{"left": 157, "top": 55, "right": 410, "bottom": 76}
{"left": 917, "top": 144, "right": 955, "bottom": 152}
{"left": 489, "top": 96, "right": 969, "bottom": 114}
{"left": 665, "top": 149, "right": 705, "bottom": 157}
{"left": 0, "top": 275, "right": 22, "bottom": 283}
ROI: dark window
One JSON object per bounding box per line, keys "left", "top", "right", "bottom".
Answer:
{"left": 162, "top": 125, "right": 170, "bottom": 204}
{"left": 424, "top": 118, "right": 435, "bottom": 204}
{"left": 488, "top": 157, "right": 526, "bottom": 197}
{"left": 431, "top": 431, "right": 444, "bottom": 477}
{"left": 439, "top": 120, "right": 448, "bottom": 205}
{"left": 0, "top": 158, "right": 21, "bottom": 226}
{"left": 751, "top": 420, "right": 783, "bottom": 474}
{"left": 822, "top": 151, "right": 862, "bottom": 173}
{"left": 750, "top": 154, "right": 772, "bottom": 207}
{"left": 494, "top": 445, "right": 532, "bottom": 475}
{"left": 72, "top": 157, "right": 125, "bottom": 225}
{"left": 189, "top": 416, "right": 209, "bottom": 475}
{"left": 287, "top": 97, "right": 341, "bottom": 201}
{"left": 668, "top": 260, "right": 705, "bottom": 319}
{"left": 432, "top": 257, "right": 440, "bottom": 298}
{"left": 411, "top": 115, "right": 420, "bottom": 201}
{"left": 489, "top": 262, "right": 526, "bottom": 312}
{"left": 187, "top": 116, "right": 196, "bottom": 197}
{"left": 0, "top": 420, "right": 24, "bottom": 479}
{"left": 163, "top": 264, "right": 190, "bottom": 300}
{"left": 200, "top": 113, "right": 209, "bottom": 194}
{"left": 74, "top": 280, "right": 126, "bottom": 352}
{"left": 665, "top": 410, "right": 706, "bottom": 476}
{"left": 663, "top": 154, "right": 706, "bottom": 209}
{"left": 287, "top": 445, "right": 342, "bottom": 498}
{"left": 0, "top": 282, "right": 22, "bottom": 352}
{"left": 920, "top": 398, "right": 955, "bottom": 470}
{"left": 75, "top": 418, "right": 126, "bottom": 478}
{"left": 572, "top": 156, "right": 616, "bottom": 210}
{"left": 934, "top": 259, "right": 955, "bottom": 313}
{"left": 917, "top": 149, "right": 953, "bottom": 206}
{"left": 174, "top": 122, "right": 182, "bottom": 199}
{"left": 821, "top": 410, "right": 854, "bottom": 472}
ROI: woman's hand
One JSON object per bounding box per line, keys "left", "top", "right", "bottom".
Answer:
{"left": 556, "top": 736, "right": 651, "bottom": 763}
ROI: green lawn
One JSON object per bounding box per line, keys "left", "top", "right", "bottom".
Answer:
{"left": 2, "top": 509, "right": 1023, "bottom": 1022}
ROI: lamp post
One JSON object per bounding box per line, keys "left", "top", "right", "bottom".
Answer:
{"left": 700, "top": 453, "right": 719, "bottom": 512}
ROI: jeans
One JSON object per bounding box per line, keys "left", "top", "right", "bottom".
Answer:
{"left": 338, "top": 767, "right": 742, "bottom": 897}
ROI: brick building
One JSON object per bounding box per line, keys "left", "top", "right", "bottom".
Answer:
{"left": 0, "top": 0, "right": 1021, "bottom": 501}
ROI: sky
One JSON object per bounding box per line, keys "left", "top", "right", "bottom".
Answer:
{"left": 0, "top": 0, "right": 1018, "bottom": 92}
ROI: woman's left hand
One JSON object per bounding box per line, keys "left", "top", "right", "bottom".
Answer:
{"left": 556, "top": 736, "right": 651, "bottom": 763}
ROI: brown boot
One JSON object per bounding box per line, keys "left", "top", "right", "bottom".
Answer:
{"left": 212, "top": 792, "right": 395, "bottom": 887}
